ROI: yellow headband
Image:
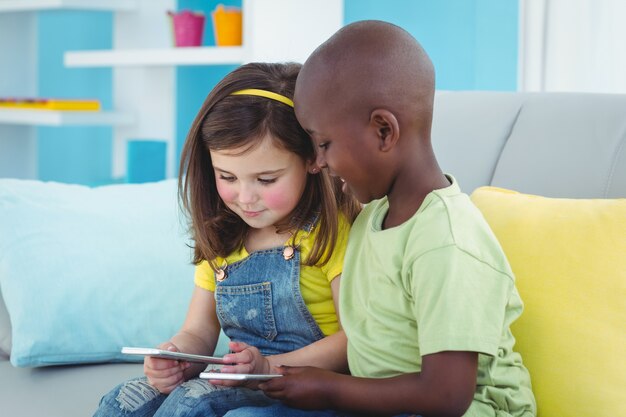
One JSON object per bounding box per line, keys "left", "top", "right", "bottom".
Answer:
{"left": 230, "top": 88, "right": 294, "bottom": 107}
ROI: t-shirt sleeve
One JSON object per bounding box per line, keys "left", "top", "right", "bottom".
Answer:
{"left": 320, "top": 214, "right": 351, "bottom": 282}
{"left": 410, "top": 245, "right": 513, "bottom": 357}
{"left": 194, "top": 259, "right": 216, "bottom": 292}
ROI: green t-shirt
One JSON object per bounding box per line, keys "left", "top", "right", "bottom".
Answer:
{"left": 340, "top": 177, "right": 536, "bottom": 417}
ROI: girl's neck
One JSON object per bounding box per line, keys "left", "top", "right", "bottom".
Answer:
{"left": 244, "top": 226, "right": 293, "bottom": 253}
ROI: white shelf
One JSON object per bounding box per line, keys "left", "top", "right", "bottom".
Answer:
{"left": 0, "top": 109, "right": 134, "bottom": 126}
{"left": 65, "top": 46, "right": 246, "bottom": 68}
{"left": 0, "top": 0, "right": 136, "bottom": 12}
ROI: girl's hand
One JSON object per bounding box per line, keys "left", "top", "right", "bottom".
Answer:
{"left": 144, "top": 342, "right": 191, "bottom": 394}
{"left": 209, "top": 341, "right": 271, "bottom": 388}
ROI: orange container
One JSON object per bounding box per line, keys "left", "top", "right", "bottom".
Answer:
{"left": 211, "top": 4, "right": 242, "bottom": 46}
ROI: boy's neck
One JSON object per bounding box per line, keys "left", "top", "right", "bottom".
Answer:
{"left": 383, "top": 162, "right": 449, "bottom": 230}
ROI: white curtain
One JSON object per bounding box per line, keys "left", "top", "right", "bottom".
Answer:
{"left": 518, "top": 0, "right": 626, "bottom": 93}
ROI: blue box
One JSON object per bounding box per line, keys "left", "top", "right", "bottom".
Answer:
{"left": 126, "top": 140, "right": 167, "bottom": 183}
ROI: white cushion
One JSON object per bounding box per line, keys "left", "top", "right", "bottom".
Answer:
{"left": 0, "top": 179, "right": 195, "bottom": 367}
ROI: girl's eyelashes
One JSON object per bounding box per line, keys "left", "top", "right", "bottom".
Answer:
{"left": 318, "top": 142, "right": 329, "bottom": 150}
{"left": 218, "top": 173, "right": 276, "bottom": 185}
{"left": 218, "top": 174, "right": 236, "bottom": 182}
{"left": 258, "top": 178, "right": 277, "bottom": 185}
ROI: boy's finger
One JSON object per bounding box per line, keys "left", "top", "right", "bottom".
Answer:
{"left": 276, "top": 364, "right": 295, "bottom": 375}
{"left": 258, "top": 376, "right": 285, "bottom": 392}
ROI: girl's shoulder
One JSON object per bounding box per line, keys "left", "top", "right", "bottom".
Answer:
{"left": 308, "top": 211, "right": 351, "bottom": 238}
{"left": 299, "top": 212, "right": 351, "bottom": 258}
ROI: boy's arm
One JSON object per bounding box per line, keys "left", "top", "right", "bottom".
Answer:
{"left": 260, "top": 350, "right": 477, "bottom": 417}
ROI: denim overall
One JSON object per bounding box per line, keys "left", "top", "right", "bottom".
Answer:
{"left": 94, "top": 232, "right": 348, "bottom": 417}
{"left": 215, "top": 246, "right": 324, "bottom": 356}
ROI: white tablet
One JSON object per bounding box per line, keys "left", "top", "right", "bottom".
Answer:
{"left": 199, "top": 372, "right": 282, "bottom": 381}
{"left": 121, "top": 347, "right": 225, "bottom": 364}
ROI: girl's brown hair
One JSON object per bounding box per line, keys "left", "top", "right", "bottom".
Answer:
{"left": 179, "top": 62, "right": 360, "bottom": 269}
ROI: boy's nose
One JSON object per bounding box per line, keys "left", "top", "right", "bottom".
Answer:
{"left": 315, "top": 153, "right": 328, "bottom": 169}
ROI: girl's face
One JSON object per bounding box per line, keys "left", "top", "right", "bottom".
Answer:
{"left": 210, "top": 134, "right": 311, "bottom": 232}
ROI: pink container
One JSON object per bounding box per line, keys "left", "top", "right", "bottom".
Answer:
{"left": 168, "top": 10, "right": 205, "bottom": 47}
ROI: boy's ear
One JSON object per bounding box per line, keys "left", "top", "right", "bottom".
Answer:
{"left": 369, "top": 109, "right": 400, "bottom": 152}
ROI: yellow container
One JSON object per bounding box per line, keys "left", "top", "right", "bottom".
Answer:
{"left": 211, "top": 4, "right": 242, "bottom": 46}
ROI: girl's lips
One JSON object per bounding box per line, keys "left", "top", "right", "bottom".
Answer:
{"left": 242, "top": 209, "right": 263, "bottom": 217}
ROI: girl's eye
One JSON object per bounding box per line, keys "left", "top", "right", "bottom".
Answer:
{"left": 318, "top": 142, "right": 329, "bottom": 150}
{"left": 219, "top": 175, "right": 236, "bottom": 182}
{"left": 258, "top": 178, "right": 277, "bottom": 185}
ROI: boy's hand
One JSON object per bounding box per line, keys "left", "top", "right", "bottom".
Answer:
{"left": 144, "top": 342, "right": 190, "bottom": 394}
{"left": 210, "top": 341, "right": 271, "bottom": 388}
{"left": 258, "top": 366, "right": 337, "bottom": 409}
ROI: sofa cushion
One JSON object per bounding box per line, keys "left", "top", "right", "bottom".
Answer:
{"left": 471, "top": 186, "right": 626, "bottom": 417}
{"left": 491, "top": 93, "right": 626, "bottom": 198}
{"left": 0, "top": 179, "right": 196, "bottom": 367}
{"left": 0, "top": 359, "right": 143, "bottom": 417}
{"left": 432, "top": 91, "right": 525, "bottom": 194}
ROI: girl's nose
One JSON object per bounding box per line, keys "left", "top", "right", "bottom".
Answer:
{"left": 237, "top": 183, "right": 257, "bottom": 204}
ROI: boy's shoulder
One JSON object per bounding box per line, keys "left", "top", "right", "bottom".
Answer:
{"left": 419, "top": 183, "right": 514, "bottom": 278}
{"left": 350, "top": 178, "right": 514, "bottom": 278}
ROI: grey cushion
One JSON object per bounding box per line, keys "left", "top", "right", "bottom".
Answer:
{"left": 432, "top": 91, "right": 626, "bottom": 198}
{"left": 432, "top": 91, "right": 525, "bottom": 194}
{"left": 492, "top": 93, "right": 626, "bottom": 198}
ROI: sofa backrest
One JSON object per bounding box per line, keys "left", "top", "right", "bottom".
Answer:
{"left": 432, "top": 91, "right": 626, "bottom": 198}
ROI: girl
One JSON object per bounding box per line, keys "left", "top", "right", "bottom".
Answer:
{"left": 93, "top": 62, "right": 360, "bottom": 417}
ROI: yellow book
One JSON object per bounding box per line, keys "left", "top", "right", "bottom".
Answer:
{"left": 0, "top": 98, "right": 101, "bottom": 111}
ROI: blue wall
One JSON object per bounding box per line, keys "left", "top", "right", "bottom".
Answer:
{"left": 175, "top": 0, "right": 241, "bottom": 173}
{"left": 37, "top": 11, "right": 113, "bottom": 186}
{"left": 344, "top": 0, "right": 518, "bottom": 91}
{"left": 34, "top": 0, "right": 518, "bottom": 184}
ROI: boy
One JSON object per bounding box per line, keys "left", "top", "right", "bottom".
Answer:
{"left": 256, "top": 20, "right": 536, "bottom": 417}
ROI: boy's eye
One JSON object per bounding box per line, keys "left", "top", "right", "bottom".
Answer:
{"left": 219, "top": 174, "right": 236, "bottom": 182}
{"left": 258, "top": 178, "right": 277, "bottom": 185}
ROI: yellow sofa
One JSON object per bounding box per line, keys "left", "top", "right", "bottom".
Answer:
{"left": 431, "top": 91, "right": 625, "bottom": 417}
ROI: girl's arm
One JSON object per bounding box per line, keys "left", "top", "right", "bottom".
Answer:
{"left": 144, "top": 285, "right": 221, "bottom": 391}
{"left": 260, "top": 350, "right": 478, "bottom": 417}
{"left": 219, "top": 275, "right": 349, "bottom": 375}
{"left": 170, "top": 285, "right": 221, "bottom": 378}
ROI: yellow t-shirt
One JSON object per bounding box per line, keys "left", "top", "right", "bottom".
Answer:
{"left": 195, "top": 214, "right": 351, "bottom": 336}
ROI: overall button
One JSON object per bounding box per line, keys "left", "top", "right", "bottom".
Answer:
{"left": 283, "top": 246, "right": 295, "bottom": 260}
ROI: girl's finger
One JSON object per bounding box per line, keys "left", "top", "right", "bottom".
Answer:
{"left": 219, "top": 363, "right": 254, "bottom": 374}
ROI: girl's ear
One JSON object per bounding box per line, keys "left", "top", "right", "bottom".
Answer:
{"left": 306, "top": 160, "right": 320, "bottom": 174}
{"left": 369, "top": 109, "right": 400, "bottom": 152}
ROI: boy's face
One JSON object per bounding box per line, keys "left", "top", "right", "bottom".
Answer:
{"left": 295, "top": 90, "right": 386, "bottom": 204}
